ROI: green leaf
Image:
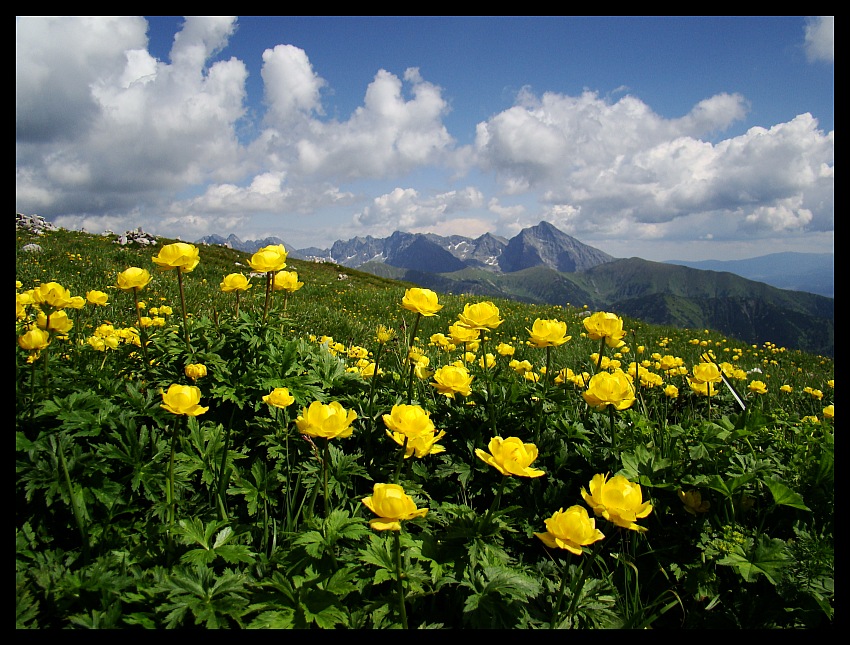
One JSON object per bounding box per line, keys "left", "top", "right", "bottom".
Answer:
{"left": 762, "top": 476, "right": 811, "bottom": 511}
{"left": 717, "top": 535, "right": 793, "bottom": 585}
{"left": 248, "top": 609, "right": 296, "bottom": 629}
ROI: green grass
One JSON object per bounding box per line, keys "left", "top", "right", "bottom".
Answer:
{"left": 16, "top": 228, "right": 834, "bottom": 629}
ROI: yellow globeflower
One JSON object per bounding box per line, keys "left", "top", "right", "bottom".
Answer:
{"left": 448, "top": 321, "right": 480, "bottom": 345}
{"left": 581, "top": 473, "right": 653, "bottom": 532}
{"left": 160, "top": 384, "right": 209, "bottom": 417}
{"left": 152, "top": 242, "right": 200, "bottom": 273}
{"left": 823, "top": 404, "right": 834, "bottom": 420}
{"left": 457, "top": 301, "right": 504, "bottom": 330}
{"left": 86, "top": 290, "right": 109, "bottom": 306}
{"left": 401, "top": 287, "right": 443, "bottom": 316}
{"left": 36, "top": 309, "right": 73, "bottom": 335}
{"left": 383, "top": 405, "right": 446, "bottom": 458}
{"left": 748, "top": 380, "right": 768, "bottom": 395}
{"left": 117, "top": 267, "right": 152, "bottom": 291}
{"left": 678, "top": 489, "right": 710, "bottom": 515}
{"left": 475, "top": 436, "right": 545, "bottom": 478}
{"left": 273, "top": 270, "right": 304, "bottom": 292}
{"left": 583, "top": 311, "right": 626, "bottom": 348}
{"left": 220, "top": 273, "right": 252, "bottom": 292}
{"left": 295, "top": 401, "right": 357, "bottom": 439}
{"left": 31, "top": 282, "right": 73, "bottom": 309}
{"left": 691, "top": 362, "right": 722, "bottom": 384}
{"left": 688, "top": 379, "right": 718, "bottom": 397}
{"left": 184, "top": 363, "right": 208, "bottom": 381}
{"left": 431, "top": 364, "right": 473, "bottom": 398}
{"left": 18, "top": 327, "right": 51, "bottom": 351}
{"left": 362, "top": 483, "right": 428, "bottom": 532}
{"left": 534, "top": 505, "right": 605, "bottom": 555}
{"left": 496, "top": 342, "right": 515, "bottom": 356}
{"left": 526, "top": 318, "right": 571, "bottom": 348}
{"left": 263, "top": 387, "right": 295, "bottom": 409}
{"left": 248, "top": 244, "right": 288, "bottom": 273}
{"left": 382, "top": 404, "right": 435, "bottom": 438}
{"left": 582, "top": 369, "right": 635, "bottom": 411}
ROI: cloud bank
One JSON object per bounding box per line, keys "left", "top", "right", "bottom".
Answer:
{"left": 16, "top": 16, "right": 833, "bottom": 261}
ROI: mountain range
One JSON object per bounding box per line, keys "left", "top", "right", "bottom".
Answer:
{"left": 195, "top": 221, "right": 834, "bottom": 356}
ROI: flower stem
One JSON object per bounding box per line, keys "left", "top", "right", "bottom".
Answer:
{"left": 322, "top": 438, "right": 330, "bottom": 518}
{"left": 58, "top": 435, "right": 90, "bottom": 563}
{"left": 550, "top": 554, "right": 572, "bottom": 627}
{"left": 262, "top": 272, "right": 272, "bottom": 324}
{"left": 176, "top": 268, "right": 191, "bottom": 352}
{"left": 132, "top": 288, "right": 149, "bottom": 364}
{"left": 405, "top": 313, "right": 422, "bottom": 403}
{"left": 565, "top": 546, "right": 594, "bottom": 623}
{"left": 394, "top": 436, "right": 410, "bottom": 484}
{"left": 394, "top": 530, "right": 409, "bottom": 629}
{"left": 481, "top": 475, "right": 507, "bottom": 528}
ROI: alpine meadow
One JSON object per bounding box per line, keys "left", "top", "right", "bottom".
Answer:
{"left": 16, "top": 224, "right": 834, "bottom": 629}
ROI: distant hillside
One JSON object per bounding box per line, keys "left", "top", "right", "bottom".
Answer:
{"left": 193, "top": 221, "right": 833, "bottom": 356}
{"left": 362, "top": 257, "right": 833, "bottom": 357}
{"left": 664, "top": 252, "right": 833, "bottom": 298}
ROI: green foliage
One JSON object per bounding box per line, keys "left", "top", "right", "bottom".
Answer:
{"left": 15, "top": 228, "right": 834, "bottom": 628}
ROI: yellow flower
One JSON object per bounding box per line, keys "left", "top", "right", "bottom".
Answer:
{"left": 117, "top": 267, "right": 152, "bottom": 291}
{"left": 526, "top": 318, "right": 571, "bottom": 348}
{"left": 220, "top": 273, "right": 251, "bottom": 292}
{"left": 86, "top": 290, "right": 109, "bottom": 306}
{"left": 448, "top": 321, "right": 480, "bottom": 344}
{"left": 375, "top": 324, "right": 395, "bottom": 344}
{"left": 431, "top": 364, "right": 473, "bottom": 398}
{"left": 534, "top": 505, "right": 605, "bottom": 555}
{"left": 68, "top": 295, "right": 86, "bottom": 309}
{"left": 248, "top": 244, "right": 288, "bottom": 273}
{"left": 582, "top": 369, "right": 635, "bottom": 411}
{"left": 36, "top": 309, "right": 73, "bottom": 335}
{"left": 478, "top": 353, "right": 497, "bottom": 369}
{"left": 678, "top": 489, "right": 710, "bottom": 515}
{"left": 383, "top": 404, "right": 447, "bottom": 459}
{"left": 160, "top": 384, "right": 209, "bottom": 417}
{"left": 273, "top": 270, "right": 304, "bottom": 292}
{"left": 413, "top": 358, "right": 434, "bottom": 381}
{"left": 691, "top": 362, "right": 722, "bottom": 384}
{"left": 748, "top": 380, "right": 768, "bottom": 395}
{"left": 509, "top": 359, "right": 534, "bottom": 374}
{"left": 780, "top": 384, "right": 793, "bottom": 394}
{"left": 496, "top": 342, "right": 515, "bottom": 356}
{"left": 263, "top": 387, "right": 295, "bottom": 409}
{"left": 152, "top": 242, "right": 200, "bottom": 273}
{"left": 184, "top": 363, "right": 208, "bottom": 381}
{"left": 663, "top": 384, "right": 679, "bottom": 399}
{"left": 362, "top": 483, "right": 428, "bottom": 531}
{"left": 382, "top": 404, "right": 434, "bottom": 438}
{"left": 359, "top": 362, "right": 383, "bottom": 379}
{"left": 401, "top": 287, "right": 443, "bottom": 316}
{"left": 31, "top": 282, "right": 73, "bottom": 309}
{"left": 18, "top": 327, "right": 51, "bottom": 351}
{"left": 475, "top": 436, "right": 545, "bottom": 478}
{"left": 689, "top": 379, "right": 718, "bottom": 397}
{"left": 823, "top": 404, "right": 834, "bottom": 420}
{"left": 295, "top": 401, "right": 357, "bottom": 439}
{"left": 583, "top": 311, "right": 626, "bottom": 348}
{"left": 581, "top": 473, "right": 652, "bottom": 532}
{"left": 457, "top": 301, "right": 504, "bottom": 330}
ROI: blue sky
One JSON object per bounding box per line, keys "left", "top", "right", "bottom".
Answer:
{"left": 16, "top": 16, "right": 833, "bottom": 261}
